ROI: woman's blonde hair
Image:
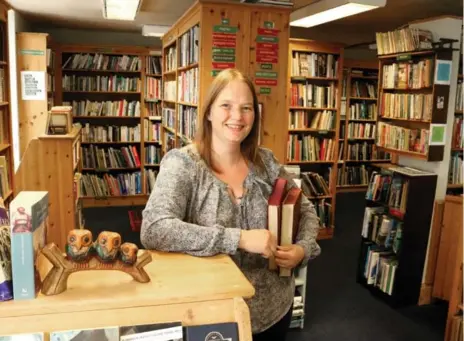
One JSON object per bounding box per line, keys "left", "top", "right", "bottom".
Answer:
{"left": 194, "top": 68, "right": 264, "bottom": 173}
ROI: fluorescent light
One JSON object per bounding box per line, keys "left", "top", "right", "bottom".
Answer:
{"left": 142, "top": 25, "right": 170, "bottom": 37}
{"left": 290, "top": 0, "right": 386, "bottom": 28}
{"left": 102, "top": 0, "right": 142, "bottom": 21}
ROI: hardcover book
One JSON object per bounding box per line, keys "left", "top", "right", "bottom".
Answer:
{"left": 120, "top": 322, "right": 183, "bottom": 341}
{"left": 10, "top": 191, "right": 49, "bottom": 300}
{"left": 267, "top": 177, "right": 287, "bottom": 270}
{"left": 0, "top": 197, "right": 12, "bottom": 301}
{"left": 184, "top": 322, "right": 238, "bottom": 341}
{"left": 0, "top": 332, "right": 44, "bottom": 341}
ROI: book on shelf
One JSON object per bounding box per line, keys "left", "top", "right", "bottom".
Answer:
{"left": 287, "top": 135, "right": 335, "bottom": 162}
{"left": 10, "top": 191, "right": 49, "bottom": 300}
{"left": 291, "top": 51, "right": 339, "bottom": 78}
{"left": 337, "top": 165, "right": 370, "bottom": 186}
{"left": 64, "top": 100, "right": 141, "bottom": 117}
{"left": 0, "top": 197, "right": 12, "bottom": 301}
{"left": 380, "top": 93, "right": 432, "bottom": 121}
{"left": 62, "top": 75, "right": 141, "bottom": 92}
{"left": 289, "top": 110, "right": 334, "bottom": 130}
{"left": 448, "top": 154, "right": 463, "bottom": 185}
{"left": 81, "top": 124, "right": 141, "bottom": 143}
{"left": 146, "top": 55, "right": 162, "bottom": 75}
{"left": 452, "top": 116, "right": 463, "bottom": 149}
{"left": 120, "top": 322, "right": 183, "bottom": 341}
{"left": 80, "top": 172, "right": 142, "bottom": 197}
{"left": 376, "top": 121, "right": 429, "bottom": 154}
{"left": 381, "top": 59, "right": 434, "bottom": 89}
{"left": 62, "top": 53, "right": 142, "bottom": 71}
{"left": 82, "top": 145, "right": 141, "bottom": 169}
{"left": 51, "top": 326, "right": 119, "bottom": 341}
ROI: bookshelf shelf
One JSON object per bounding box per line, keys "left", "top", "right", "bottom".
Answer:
{"left": 289, "top": 106, "right": 337, "bottom": 111}
{"left": 357, "top": 163, "right": 437, "bottom": 307}
{"left": 376, "top": 48, "right": 454, "bottom": 162}
{"left": 337, "top": 59, "right": 390, "bottom": 193}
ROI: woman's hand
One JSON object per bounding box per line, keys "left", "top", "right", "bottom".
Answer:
{"left": 275, "top": 244, "right": 305, "bottom": 269}
{"left": 238, "top": 229, "right": 277, "bottom": 258}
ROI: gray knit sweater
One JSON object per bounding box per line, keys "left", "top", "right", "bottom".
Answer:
{"left": 140, "top": 145, "right": 321, "bottom": 333}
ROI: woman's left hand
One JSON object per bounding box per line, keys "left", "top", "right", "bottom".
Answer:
{"left": 275, "top": 244, "right": 305, "bottom": 269}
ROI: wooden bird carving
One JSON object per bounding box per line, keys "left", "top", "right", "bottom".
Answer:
{"left": 65, "top": 229, "right": 93, "bottom": 262}
{"left": 95, "top": 231, "right": 121, "bottom": 262}
{"left": 120, "top": 242, "right": 138, "bottom": 265}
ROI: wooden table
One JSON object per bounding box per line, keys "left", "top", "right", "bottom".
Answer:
{"left": 0, "top": 251, "right": 255, "bottom": 340}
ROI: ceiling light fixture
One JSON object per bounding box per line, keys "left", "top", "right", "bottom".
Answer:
{"left": 102, "top": 0, "right": 143, "bottom": 21}
{"left": 142, "top": 25, "right": 171, "bottom": 37}
{"left": 290, "top": 0, "right": 386, "bottom": 28}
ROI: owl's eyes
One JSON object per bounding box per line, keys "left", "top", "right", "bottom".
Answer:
{"left": 82, "top": 236, "right": 91, "bottom": 245}
{"left": 122, "top": 246, "right": 129, "bottom": 253}
{"left": 114, "top": 239, "right": 120, "bottom": 247}
{"left": 69, "top": 236, "right": 76, "bottom": 243}
{"left": 101, "top": 238, "right": 107, "bottom": 245}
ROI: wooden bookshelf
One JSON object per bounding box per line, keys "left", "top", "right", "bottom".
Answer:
{"left": 14, "top": 125, "right": 83, "bottom": 250}
{"left": 447, "top": 52, "right": 462, "bottom": 195}
{"left": 56, "top": 44, "right": 162, "bottom": 207}
{"left": 337, "top": 59, "right": 391, "bottom": 193}
{"left": 0, "top": 2, "right": 13, "bottom": 204}
{"left": 357, "top": 163, "right": 438, "bottom": 307}
{"left": 160, "top": 0, "right": 291, "bottom": 163}
{"left": 376, "top": 48, "right": 454, "bottom": 161}
{"left": 286, "top": 38, "right": 344, "bottom": 235}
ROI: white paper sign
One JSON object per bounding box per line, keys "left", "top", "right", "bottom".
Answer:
{"left": 21, "top": 71, "right": 46, "bottom": 100}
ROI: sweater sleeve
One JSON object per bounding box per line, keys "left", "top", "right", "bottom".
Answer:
{"left": 259, "top": 148, "right": 322, "bottom": 267}
{"left": 140, "top": 149, "right": 241, "bottom": 257}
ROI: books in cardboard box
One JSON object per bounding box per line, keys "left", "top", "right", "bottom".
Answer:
{"left": 184, "top": 322, "right": 238, "bottom": 341}
{"left": 0, "top": 197, "right": 12, "bottom": 301}
{"left": 10, "top": 191, "right": 49, "bottom": 300}
{"left": 120, "top": 322, "right": 183, "bottom": 341}
{"left": 51, "top": 327, "right": 119, "bottom": 341}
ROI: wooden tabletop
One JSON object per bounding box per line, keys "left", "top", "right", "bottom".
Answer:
{"left": 0, "top": 251, "right": 255, "bottom": 318}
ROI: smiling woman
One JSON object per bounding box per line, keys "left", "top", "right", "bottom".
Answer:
{"left": 141, "top": 68, "right": 321, "bottom": 341}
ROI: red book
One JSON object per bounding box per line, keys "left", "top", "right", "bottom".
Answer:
{"left": 268, "top": 178, "right": 287, "bottom": 270}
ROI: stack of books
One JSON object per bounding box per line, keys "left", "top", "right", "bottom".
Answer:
{"left": 268, "top": 178, "right": 302, "bottom": 276}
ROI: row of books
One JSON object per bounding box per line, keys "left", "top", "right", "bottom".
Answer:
{"left": 290, "top": 83, "right": 338, "bottom": 108}
{"left": 300, "top": 171, "right": 330, "bottom": 197}
{"left": 345, "top": 122, "right": 376, "bottom": 139}
{"left": 290, "top": 52, "right": 339, "bottom": 78}
{"left": 375, "top": 27, "right": 433, "bottom": 55}
{"left": 162, "top": 108, "right": 176, "bottom": 130}
{"left": 81, "top": 124, "right": 141, "bottom": 143}
{"left": 340, "top": 142, "right": 390, "bottom": 161}
{"left": 82, "top": 146, "right": 141, "bottom": 170}
{"left": 179, "top": 24, "right": 200, "bottom": 67}
{"left": 366, "top": 172, "right": 409, "bottom": 216}
{"left": 382, "top": 59, "right": 434, "bottom": 89}
{"left": 287, "top": 135, "right": 335, "bottom": 162}
{"left": 0, "top": 321, "right": 239, "bottom": 341}
{"left": 362, "top": 207, "right": 402, "bottom": 252}
{"left": 379, "top": 93, "right": 432, "bottom": 121}
{"left": 144, "top": 121, "right": 161, "bottom": 143}
{"left": 145, "top": 146, "right": 162, "bottom": 166}
{"left": 146, "top": 55, "right": 162, "bottom": 75}
{"left": 178, "top": 106, "right": 197, "bottom": 140}
{"left": 164, "top": 79, "right": 176, "bottom": 101}
{"left": 452, "top": 116, "right": 463, "bottom": 149}
{"left": 165, "top": 46, "right": 177, "bottom": 72}
{"left": 337, "top": 165, "right": 370, "bottom": 186}
{"left": 62, "top": 75, "right": 141, "bottom": 92}
{"left": 350, "top": 81, "right": 377, "bottom": 99}
{"left": 361, "top": 240, "right": 398, "bottom": 296}
{"left": 147, "top": 102, "right": 162, "bottom": 117}
{"left": 377, "top": 122, "right": 429, "bottom": 154}
{"left": 145, "top": 76, "right": 162, "bottom": 100}
{"left": 448, "top": 154, "right": 463, "bottom": 185}
{"left": 62, "top": 53, "right": 142, "bottom": 72}
{"left": 63, "top": 100, "right": 141, "bottom": 117}
{"left": 289, "top": 110, "right": 335, "bottom": 130}
{"left": 456, "top": 81, "right": 463, "bottom": 111}
{"left": 178, "top": 68, "right": 199, "bottom": 104}
{"left": 81, "top": 172, "right": 143, "bottom": 197}
{"left": 313, "top": 199, "right": 332, "bottom": 228}
{"left": 347, "top": 103, "right": 377, "bottom": 120}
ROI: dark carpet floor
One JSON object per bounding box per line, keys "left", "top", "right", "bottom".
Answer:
{"left": 83, "top": 191, "right": 448, "bottom": 341}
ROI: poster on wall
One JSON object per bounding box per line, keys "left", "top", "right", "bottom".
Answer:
{"left": 434, "top": 60, "right": 452, "bottom": 85}
{"left": 21, "top": 71, "right": 46, "bottom": 101}
{"left": 255, "top": 21, "right": 280, "bottom": 94}
{"left": 429, "top": 123, "right": 447, "bottom": 146}
{"left": 211, "top": 18, "right": 238, "bottom": 77}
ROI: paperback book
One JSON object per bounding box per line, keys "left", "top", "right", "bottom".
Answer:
{"left": 120, "top": 322, "right": 183, "bottom": 341}
{"left": 0, "top": 197, "right": 12, "bottom": 301}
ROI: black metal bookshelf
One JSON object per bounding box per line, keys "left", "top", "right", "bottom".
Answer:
{"left": 356, "top": 163, "right": 437, "bottom": 307}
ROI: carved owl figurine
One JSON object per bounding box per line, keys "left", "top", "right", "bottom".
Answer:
{"left": 95, "top": 231, "right": 121, "bottom": 262}
{"left": 65, "top": 229, "right": 93, "bottom": 262}
{"left": 120, "top": 242, "right": 138, "bottom": 265}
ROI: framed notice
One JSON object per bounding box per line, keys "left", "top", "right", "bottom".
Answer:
{"left": 434, "top": 60, "right": 452, "bottom": 85}
{"left": 429, "top": 124, "right": 447, "bottom": 146}
{"left": 21, "top": 71, "right": 46, "bottom": 100}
